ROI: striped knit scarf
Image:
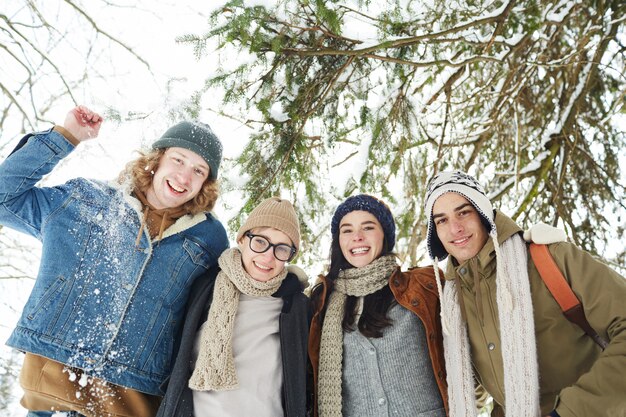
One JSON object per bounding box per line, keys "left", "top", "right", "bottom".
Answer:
{"left": 318, "top": 254, "right": 398, "bottom": 417}
{"left": 188, "top": 247, "right": 287, "bottom": 391}
{"left": 435, "top": 233, "right": 540, "bottom": 416}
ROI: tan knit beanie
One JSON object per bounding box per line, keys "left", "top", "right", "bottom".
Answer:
{"left": 236, "top": 197, "right": 301, "bottom": 252}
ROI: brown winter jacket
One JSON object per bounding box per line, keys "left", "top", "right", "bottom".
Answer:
{"left": 445, "top": 211, "right": 626, "bottom": 417}
{"left": 308, "top": 266, "right": 449, "bottom": 417}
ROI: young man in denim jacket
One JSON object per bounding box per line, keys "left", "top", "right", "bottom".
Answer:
{"left": 0, "top": 106, "right": 229, "bottom": 417}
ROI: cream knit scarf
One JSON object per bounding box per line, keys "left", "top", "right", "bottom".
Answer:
{"left": 188, "top": 247, "right": 287, "bottom": 391}
{"left": 436, "top": 233, "right": 540, "bottom": 417}
{"left": 318, "top": 254, "right": 398, "bottom": 417}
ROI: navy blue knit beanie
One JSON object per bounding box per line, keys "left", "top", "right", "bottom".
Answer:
{"left": 331, "top": 194, "right": 396, "bottom": 251}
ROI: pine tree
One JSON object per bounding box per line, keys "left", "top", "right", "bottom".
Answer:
{"left": 181, "top": 0, "right": 626, "bottom": 268}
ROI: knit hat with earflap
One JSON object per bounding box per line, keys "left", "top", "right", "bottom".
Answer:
{"left": 331, "top": 194, "right": 396, "bottom": 251}
{"left": 152, "top": 121, "right": 223, "bottom": 180}
{"left": 424, "top": 170, "right": 495, "bottom": 260}
{"left": 423, "top": 170, "right": 541, "bottom": 417}
{"left": 236, "top": 197, "right": 301, "bottom": 253}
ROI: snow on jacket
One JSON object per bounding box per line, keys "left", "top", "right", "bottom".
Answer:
{"left": 445, "top": 211, "right": 626, "bottom": 417}
{"left": 0, "top": 128, "right": 229, "bottom": 395}
{"left": 156, "top": 266, "right": 310, "bottom": 417}
{"left": 308, "top": 266, "right": 449, "bottom": 417}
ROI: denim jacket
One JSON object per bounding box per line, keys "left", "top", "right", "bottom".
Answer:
{"left": 0, "top": 128, "right": 229, "bottom": 395}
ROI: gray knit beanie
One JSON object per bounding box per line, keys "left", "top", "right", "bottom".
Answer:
{"left": 424, "top": 170, "right": 495, "bottom": 260}
{"left": 152, "top": 121, "right": 222, "bottom": 180}
{"left": 236, "top": 197, "right": 301, "bottom": 252}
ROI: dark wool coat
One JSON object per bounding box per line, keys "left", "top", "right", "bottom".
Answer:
{"left": 156, "top": 265, "right": 310, "bottom": 417}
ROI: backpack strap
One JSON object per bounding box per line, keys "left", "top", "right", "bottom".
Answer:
{"left": 529, "top": 243, "right": 608, "bottom": 350}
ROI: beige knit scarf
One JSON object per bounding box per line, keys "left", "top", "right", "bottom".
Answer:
{"left": 318, "top": 254, "right": 398, "bottom": 417}
{"left": 435, "top": 233, "right": 540, "bottom": 417}
{"left": 188, "top": 247, "right": 287, "bottom": 391}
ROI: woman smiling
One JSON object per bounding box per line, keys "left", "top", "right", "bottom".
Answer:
{"left": 309, "top": 194, "right": 449, "bottom": 417}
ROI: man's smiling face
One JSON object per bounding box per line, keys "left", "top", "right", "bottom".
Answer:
{"left": 146, "top": 147, "right": 209, "bottom": 209}
{"left": 432, "top": 192, "right": 489, "bottom": 263}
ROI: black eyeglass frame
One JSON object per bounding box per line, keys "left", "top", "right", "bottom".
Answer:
{"left": 244, "top": 231, "right": 297, "bottom": 262}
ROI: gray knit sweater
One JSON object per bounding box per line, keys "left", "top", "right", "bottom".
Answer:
{"left": 341, "top": 303, "right": 445, "bottom": 416}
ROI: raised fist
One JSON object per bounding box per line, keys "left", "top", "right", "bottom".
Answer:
{"left": 63, "top": 105, "right": 103, "bottom": 142}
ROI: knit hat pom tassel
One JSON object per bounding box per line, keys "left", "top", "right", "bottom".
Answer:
{"left": 433, "top": 260, "right": 451, "bottom": 336}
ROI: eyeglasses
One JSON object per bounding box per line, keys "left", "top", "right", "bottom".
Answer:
{"left": 245, "top": 231, "right": 297, "bottom": 262}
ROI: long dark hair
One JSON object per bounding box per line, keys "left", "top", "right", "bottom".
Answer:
{"left": 311, "top": 232, "right": 396, "bottom": 338}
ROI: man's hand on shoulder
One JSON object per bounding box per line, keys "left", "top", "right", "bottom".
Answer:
{"left": 63, "top": 105, "right": 103, "bottom": 142}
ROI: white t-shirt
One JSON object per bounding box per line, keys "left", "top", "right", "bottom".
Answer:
{"left": 191, "top": 294, "right": 284, "bottom": 417}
